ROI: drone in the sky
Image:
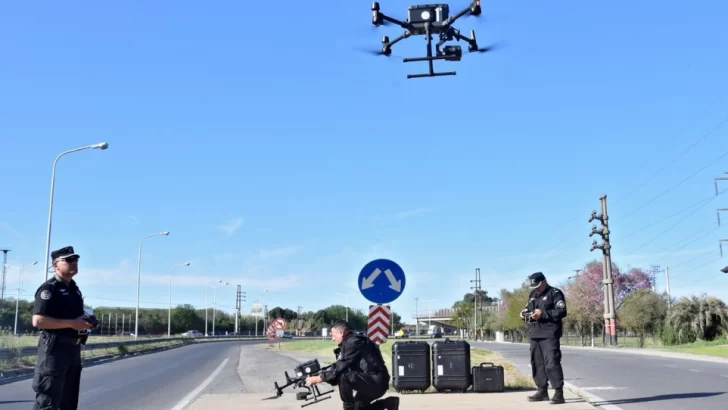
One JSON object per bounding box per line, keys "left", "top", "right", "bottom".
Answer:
{"left": 370, "top": 0, "right": 495, "bottom": 79}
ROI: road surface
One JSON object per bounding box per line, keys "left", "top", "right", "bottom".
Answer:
{"left": 474, "top": 341, "right": 728, "bottom": 410}
{"left": 0, "top": 340, "right": 261, "bottom": 410}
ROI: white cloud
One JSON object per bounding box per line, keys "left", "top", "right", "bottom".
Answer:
{"left": 216, "top": 217, "right": 244, "bottom": 236}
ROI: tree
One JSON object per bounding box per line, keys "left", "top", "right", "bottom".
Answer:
{"left": 563, "top": 260, "right": 654, "bottom": 341}
{"left": 619, "top": 290, "right": 668, "bottom": 347}
{"left": 171, "top": 304, "right": 202, "bottom": 333}
{"left": 667, "top": 294, "right": 728, "bottom": 342}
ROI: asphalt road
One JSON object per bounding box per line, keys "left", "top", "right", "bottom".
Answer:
{"left": 473, "top": 341, "right": 728, "bottom": 410}
{"left": 0, "top": 340, "right": 261, "bottom": 410}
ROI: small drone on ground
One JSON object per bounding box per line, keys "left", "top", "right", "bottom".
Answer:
{"left": 370, "top": 0, "right": 494, "bottom": 79}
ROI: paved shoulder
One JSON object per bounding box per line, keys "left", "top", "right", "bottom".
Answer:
{"left": 186, "top": 344, "right": 595, "bottom": 410}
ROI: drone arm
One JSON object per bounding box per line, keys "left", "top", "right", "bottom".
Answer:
{"left": 451, "top": 29, "right": 479, "bottom": 51}
{"left": 380, "top": 13, "right": 412, "bottom": 29}
{"left": 387, "top": 31, "right": 411, "bottom": 48}
{"left": 443, "top": 0, "right": 481, "bottom": 28}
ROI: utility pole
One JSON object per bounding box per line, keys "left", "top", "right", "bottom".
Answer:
{"left": 1, "top": 249, "right": 10, "bottom": 324}
{"left": 665, "top": 266, "right": 671, "bottom": 309}
{"left": 235, "top": 285, "right": 245, "bottom": 334}
{"left": 415, "top": 297, "right": 419, "bottom": 337}
{"left": 470, "top": 268, "right": 482, "bottom": 340}
{"left": 297, "top": 306, "right": 303, "bottom": 336}
{"left": 589, "top": 195, "right": 618, "bottom": 346}
{"left": 650, "top": 265, "right": 665, "bottom": 293}
{"left": 720, "top": 239, "right": 728, "bottom": 257}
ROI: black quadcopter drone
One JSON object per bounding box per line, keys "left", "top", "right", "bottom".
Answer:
{"left": 370, "top": 0, "right": 494, "bottom": 79}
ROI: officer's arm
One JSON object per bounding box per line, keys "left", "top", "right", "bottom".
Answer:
{"left": 31, "top": 285, "right": 72, "bottom": 330}
{"left": 542, "top": 291, "right": 567, "bottom": 322}
{"left": 320, "top": 337, "right": 365, "bottom": 383}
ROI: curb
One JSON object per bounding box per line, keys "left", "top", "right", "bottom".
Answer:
{"left": 563, "top": 382, "right": 624, "bottom": 410}
{"left": 482, "top": 341, "right": 728, "bottom": 365}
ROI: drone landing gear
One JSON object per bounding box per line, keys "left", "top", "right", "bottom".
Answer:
{"left": 298, "top": 384, "right": 334, "bottom": 408}
{"left": 403, "top": 23, "right": 456, "bottom": 79}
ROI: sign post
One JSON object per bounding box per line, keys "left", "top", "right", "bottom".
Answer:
{"left": 358, "top": 259, "right": 406, "bottom": 346}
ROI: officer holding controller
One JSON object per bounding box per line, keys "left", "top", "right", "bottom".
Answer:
{"left": 520, "top": 271, "right": 567, "bottom": 405}
{"left": 31, "top": 246, "right": 99, "bottom": 410}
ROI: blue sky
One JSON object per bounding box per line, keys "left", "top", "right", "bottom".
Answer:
{"left": 1, "top": 1, "right": 727, "bottom": 324}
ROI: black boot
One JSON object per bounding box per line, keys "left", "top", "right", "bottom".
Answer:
{"left": 550, "top": 388, "right": 565, "bottom": 404}
{"left": 381, "top": 397, "right": 399, "bottom": 410}
{"left": 527, "top": 388, "right": 550, "bottom": 402}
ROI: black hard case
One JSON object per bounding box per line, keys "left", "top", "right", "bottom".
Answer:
{"left": 472, "top": 362, "right": 505, "bottom": 393}
{"left": 431, "top": 338, "right": 472, "bottom": 392}
{"left": 391, "top": 341, "right": 431, "bottom": 393}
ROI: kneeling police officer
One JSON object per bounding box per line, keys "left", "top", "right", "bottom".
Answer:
{"left": 31, "top": 246, "right": 99, "bottom": 410}
{"left": 305, "top": 320, "right": 399, "bottom": 410}
{"left": 521, "top": 272, "right": 567, "bottom": 405}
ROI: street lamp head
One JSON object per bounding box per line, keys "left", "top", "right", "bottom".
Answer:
{"left": 183, "top": 262, "right": 191, "bottom": 266}
{"left": 93, "top": 142, "right": 109, "bottom": 150}
{"left": 31, "top": 261, "right": 38, "bottom": 266}
{"left": 161, "top": 231, "right": 170, "bottom": 236}
{"left": 721, "top": 266, "right": 728, "bottom": 274}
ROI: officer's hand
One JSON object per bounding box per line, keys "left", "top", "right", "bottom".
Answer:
{"left": 305, "top": 376, "right": 322, "bottom": 386}
{"left": 70, "top": 315, "right": 93, "bottom": 331}
{"left": 519, "top": 309, "right": 529, "bottom": 319}
{"left": 531, "top": 309, "right": 543, "bottom": 320}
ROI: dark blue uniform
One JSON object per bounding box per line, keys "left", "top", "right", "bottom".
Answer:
{"left": 32, "top": 274, "right": 88, "bottom": 410}
{"left": 522, "top": 272, "right": 567, "bottom": 404}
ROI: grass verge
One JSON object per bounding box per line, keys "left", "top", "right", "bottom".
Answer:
{"left": 259, "top": 339, "right": 534, "bottom": 391}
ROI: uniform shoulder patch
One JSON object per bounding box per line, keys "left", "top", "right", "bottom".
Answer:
{"left": 40, "top": 290, "right": 52, "bottom": 300}
{"left": 556, "top": 300, "right": 565, "bottom": 308}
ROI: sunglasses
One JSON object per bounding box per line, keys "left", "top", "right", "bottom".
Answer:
{"left": 61, "top": 256, "right": 80, "bottom": 263}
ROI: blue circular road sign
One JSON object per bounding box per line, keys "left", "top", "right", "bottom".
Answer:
{"left": 358, "top": 259, "right": 406, "bottom": 304}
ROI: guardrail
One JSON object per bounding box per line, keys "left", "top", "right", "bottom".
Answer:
{"left": 0, "top": 334, "right": 306, "bottom": 360}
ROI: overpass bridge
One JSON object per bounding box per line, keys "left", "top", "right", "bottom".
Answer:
{"left": 409, "top": 305, "right": 502, "bottom": 334}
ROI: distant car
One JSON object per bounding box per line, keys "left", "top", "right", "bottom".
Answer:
{"left": 181, "top": 330, "right": 203, "bottom": 337}
{"left": 431, "top": 331, "right": 442, "bottom": 339}
{"left": 280, "top": 332, "right": 293, "bottom": 339}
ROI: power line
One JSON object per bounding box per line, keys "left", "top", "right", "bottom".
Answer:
{"left": 614, "top": 113, "right": 728, "bottom": 207}
{"left": 619, "top": 149, "right": 728, "bottom": 220}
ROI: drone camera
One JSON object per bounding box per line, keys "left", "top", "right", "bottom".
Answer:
{"left": 442, "top": 45, "right": 462, "bottom": 61}
{"left": 408, "top": 4, "right": 449, "bottom": 25}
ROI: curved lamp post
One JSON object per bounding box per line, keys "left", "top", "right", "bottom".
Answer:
{"left": 43, "top": 142, "right": 109, "bottom": 281}
{"left": 134, "top": 231, "right": 169, "bottom": 340}
{"left": 168, "top": 262, "right": 191, "bottom": 337}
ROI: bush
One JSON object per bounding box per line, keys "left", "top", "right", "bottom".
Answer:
{"left": 660, "top": 321, "right": 696, "bottom": 346}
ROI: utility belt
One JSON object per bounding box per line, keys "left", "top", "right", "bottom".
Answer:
{"left": 41, "top": 331, "right": 88, "bottom": 347}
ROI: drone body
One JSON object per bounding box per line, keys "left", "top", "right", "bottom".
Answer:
{"left": 371, "top": 0, "right": 490, "bottom": 79}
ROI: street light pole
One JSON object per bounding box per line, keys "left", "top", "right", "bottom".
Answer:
{"left": 43, "top": 142, "right": 109, "bottom": 282}
{"left": 135, "top": 231, "right": 169, "bottom": 340}
{"left": 336, "top": 292, "right": 353, "bottom": 322}
{"left": 212, "top": 281, "right": 229, "bottom": 335}
{"left": 5, "top": 261, "right": 37, "bottom": 335}
{"left": 168, "top": 262, "right": 190, "bottom": 337}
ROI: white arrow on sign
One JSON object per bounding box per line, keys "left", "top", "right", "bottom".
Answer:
{"left": 361, "top": 268, "right": 401, "bottom": 292}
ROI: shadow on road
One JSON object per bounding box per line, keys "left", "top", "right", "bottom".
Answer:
{"left": 0, "top": 401, "right": 33, "bottom": 404}
{"left": 594, "top": 392, "right": 725, "bottom": 405}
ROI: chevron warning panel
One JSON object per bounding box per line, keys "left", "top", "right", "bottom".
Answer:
{"left": 367, "top": 304, "right": 391, "bottom": 345}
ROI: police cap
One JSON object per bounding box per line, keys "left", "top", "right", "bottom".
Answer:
{"left": 51, "top": 246, "right": 80, "bottom": 262}
{"left": 527, "top": 272, "right": 546, "bottom": 289}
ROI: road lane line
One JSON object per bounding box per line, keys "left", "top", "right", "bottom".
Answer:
{"left": 170, "top": 358, "right": 229, "bottom": 410}
{"left": 689, "top": 369, "right": 700, "bottom": 372}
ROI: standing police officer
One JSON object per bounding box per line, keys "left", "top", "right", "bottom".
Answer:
{"left": 520, "top": 272, "right": 567, "bottom": 405}
{"left": 31, "top": 246, "right": 98, "bottom": 410}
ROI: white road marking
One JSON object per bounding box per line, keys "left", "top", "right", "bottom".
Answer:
{"left": 720, "top": 375, "right": 728, "bottom": 378}
{"left": 170, "top": 358, "right": 229, "bottom": 410}
{"left": 580, "top": 387, "right": 628, "bottom": 391}
{"left": 689, "top": 369, "right": 700, "bottom": 373}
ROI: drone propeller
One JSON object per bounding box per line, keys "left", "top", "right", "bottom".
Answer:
{"left": 354, "top": 46, "right": 402, "bottom": 60}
